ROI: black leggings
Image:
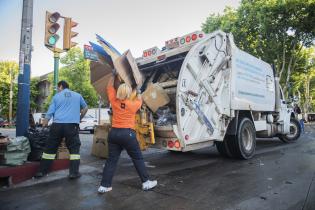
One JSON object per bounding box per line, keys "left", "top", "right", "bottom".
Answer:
{"left": 101, "top": 128, "right": 149, "bottom": 187}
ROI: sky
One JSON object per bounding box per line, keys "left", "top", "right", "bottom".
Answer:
{"left": 0, "top": 0, "right": 240, "bottom": 77}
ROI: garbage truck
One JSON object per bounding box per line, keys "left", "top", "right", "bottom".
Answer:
{"left": 130, "top": 30, "right": 301, "bottom": 159}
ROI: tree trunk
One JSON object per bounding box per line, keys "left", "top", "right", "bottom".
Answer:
{"left": 278, "top": 40, "right": 286, "bottom": 81}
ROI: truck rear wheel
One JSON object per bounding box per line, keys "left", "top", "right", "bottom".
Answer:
{"left": 216, "top": 135, "right": 234, "bottom": 158}
{"left": 279, "top": 118, "right": 301, "bottom": 143}
{"left": 228, "top": 117, "right": 256, "bottom": 160}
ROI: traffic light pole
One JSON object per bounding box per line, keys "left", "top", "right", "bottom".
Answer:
{"left": 16, "top": 0, "right": 33, "bottom": 137}
{"left": 53, "top": 52, "right": 60, "bottom": 94}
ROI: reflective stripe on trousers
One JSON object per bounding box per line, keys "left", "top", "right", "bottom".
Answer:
{"left": 42, "top": 153, "right": 56, "bottom": 160}
{"left": 70, "top": 154, "right": 80, "bottom": 160}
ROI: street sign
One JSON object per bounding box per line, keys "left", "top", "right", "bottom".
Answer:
{"left": 84, "top": 44, "right": 98, "bottom": 61}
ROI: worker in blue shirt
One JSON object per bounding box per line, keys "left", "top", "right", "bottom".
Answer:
{"left": 35, "top": 81, "right": 88, "bottom": 179}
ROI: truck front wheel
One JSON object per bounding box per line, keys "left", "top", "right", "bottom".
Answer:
{"left": 228, "top": 117, "right": 256, "bottom": 160}
{"left": 278, "top": 118, "right": 301, "bottom": 143}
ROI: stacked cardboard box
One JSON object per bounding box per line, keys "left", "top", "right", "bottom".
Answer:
{"left": 56, "top": 139, "right": 69, "bottom": 159}
{"left": 91, "top": 124, "right": 111, "bottom": 158}
{"left": 142, "top": 83, "right": 171, "bottom": 113}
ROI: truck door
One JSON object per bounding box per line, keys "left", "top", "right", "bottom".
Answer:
{"left": 279, "top": 87, "right": 291, "bottom": 133}
{"left": 176, "top": 31, "right": 231, "bottom": 145}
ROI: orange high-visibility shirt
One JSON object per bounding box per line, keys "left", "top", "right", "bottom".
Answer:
{"left": 107, "top": 85, "right": 142, "bottom": 129}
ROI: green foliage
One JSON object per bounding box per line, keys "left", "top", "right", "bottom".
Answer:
{"left": 202, "top": 0, "right": 315, "bottom": 111}
{"left": 291, "top": 47, "right": 315, "bottom": 111}
{"left": 30, "top": 77, "right": 41, "bottom": 112}
{"left": 0, "top": 61, "right": 18, "bottom": 119}
{"left": 44, "top": 47, "right": 98, "bottom": 110}
{"left": 0, "top": 61, "right": 42, "bottom": 118}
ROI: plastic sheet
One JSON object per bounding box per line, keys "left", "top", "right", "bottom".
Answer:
{"left": 156, "top": 106, "right": 176, "bottom": 126}
{"left": 4, "top": 136, "right": 31, "bottom": 165}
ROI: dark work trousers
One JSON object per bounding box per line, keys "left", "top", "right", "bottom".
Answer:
{"left": 39, "top": 123, "right": 81, "bottom": 174}
{"left": 101, "top": 128, "right": 149, "bottom": 187}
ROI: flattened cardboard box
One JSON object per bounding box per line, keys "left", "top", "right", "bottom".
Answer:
{"left": 91, "top": 124, "right": 111, "bottom": 158}
{"left": 142, "top": 83, "right": 170, "bottom": 113}
{"left": 113, "top": 50, "right": 143, "bottom": 89}
{"left": 90, "top": 61, "right": 112, "bottom": 100}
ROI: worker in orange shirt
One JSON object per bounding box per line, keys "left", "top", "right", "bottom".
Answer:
{"left": 98, "top": 73, "right": 157, "bottom": 193}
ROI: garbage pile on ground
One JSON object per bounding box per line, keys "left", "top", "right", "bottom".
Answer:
{"left": 0, "top": 134, "right": 9, "bottom": 164}
{"left": 1, "top": 136, "right": 31, "bottom": 166}
{"left": 27, "top": 127, "right": 50, "bottom": 161}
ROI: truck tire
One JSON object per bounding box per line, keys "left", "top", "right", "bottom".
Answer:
{"left": 228, "top": 117, "right": 256, "bottom": 160}
{"left": 216, "top": 135, "right": 234, "bottom": 158}
{"left": 278, "top": 118, "right": 301, "bottom": 143}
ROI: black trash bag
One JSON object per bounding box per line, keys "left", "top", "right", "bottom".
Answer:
{"left": 27, "top": 127, "right": 50, "bottom": 161}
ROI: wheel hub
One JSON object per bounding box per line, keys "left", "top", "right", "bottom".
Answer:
{"left": 242, "top": 127, "right": 253, "bottom": 151}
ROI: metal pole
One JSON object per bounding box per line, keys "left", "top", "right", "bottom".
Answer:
{"left": 16, "top": 0, "right": 33, "bottom": 136}
{"left": 53, "top": 52, "right": 60, "bottom": 94}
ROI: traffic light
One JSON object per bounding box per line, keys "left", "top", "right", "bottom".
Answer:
{"left": 44, "top": 11, "right": 61, "bottom": 48}
{"left": 63, "top": 17, "right": 78, "bottom": 50}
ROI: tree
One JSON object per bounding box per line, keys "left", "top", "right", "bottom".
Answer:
{"left": 202, "top": 0, "right": 315, "bottom": 91}
{"left": 291, "top": 47, "right": 315, "bottom": 111}
{"left": 44, "top": 47, "right": 98, "bottom": 109}
{"left": 30, "top": 77, "right": 41, "bottom": 113}
{"left": 0, "top": 61, "right": 18, "bottom": 119}
{"left": 0, "top": 61, "right": 43, "bottom": 120}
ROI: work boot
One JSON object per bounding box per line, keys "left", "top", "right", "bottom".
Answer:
{"left": 142, "top": 180, "right": 157, "bottom": 191}
{"left": 68, "top": 173, "right": 81, "bottom": 179}
{"left": 34, "top": 171, "right": 48, "bottom": 179}
{"left": 69, "top": 159, "right": 80, "bottom": 179}
{"left": 34, "top": 159, "right": 53, "bottom": 179}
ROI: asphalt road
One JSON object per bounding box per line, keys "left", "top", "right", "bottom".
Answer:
{"left": 1, "top": 125, "right": 315, "bottom": 210}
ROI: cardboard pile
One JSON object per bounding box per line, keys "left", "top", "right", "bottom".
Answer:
{"left": 91, "top": 124, "right": 111, "bottom": 158}
{"left": 56, "top": 139, "right": 69, "bottom": 159}
{"left": 88, "top": 35, "right": 171, "bottom": 112}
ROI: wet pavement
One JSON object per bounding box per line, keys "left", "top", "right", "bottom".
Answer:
{"left": 0, "top": 125, "right": 315, "bottom": 210}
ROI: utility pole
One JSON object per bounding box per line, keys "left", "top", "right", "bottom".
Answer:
{"left": 16, "top": 0, "right": 33, "bottom": 136}
{"left": 53, "top": 52, "right": 60, "bottom": 94}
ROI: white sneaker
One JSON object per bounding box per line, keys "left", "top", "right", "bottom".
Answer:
{"left": 142, "top": 180, "right": 157, "bottom": 191}
{"left": 98, "top": 186, "right": 112, "bottom": 193}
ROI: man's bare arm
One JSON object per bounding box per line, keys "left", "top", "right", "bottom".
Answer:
{"left": 80, "top": 107, "right": 88, "bottom": 121}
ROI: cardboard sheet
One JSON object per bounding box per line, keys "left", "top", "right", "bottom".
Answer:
{"left": 142, "top": 83, "right": 170, "bottom": 112}
{"left": 113, "top": 50, "right": 144, "bottom": 89}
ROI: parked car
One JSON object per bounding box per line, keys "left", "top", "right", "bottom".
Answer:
{"left": 79, "top": 114, "right": 98, "bottom": 133}
{"left": 0, "top": 117, "right": 7, "bottom": 127}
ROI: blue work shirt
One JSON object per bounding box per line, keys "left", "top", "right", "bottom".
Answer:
{"left": 46, "top": 88, "right": 87, "bottom": 124}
